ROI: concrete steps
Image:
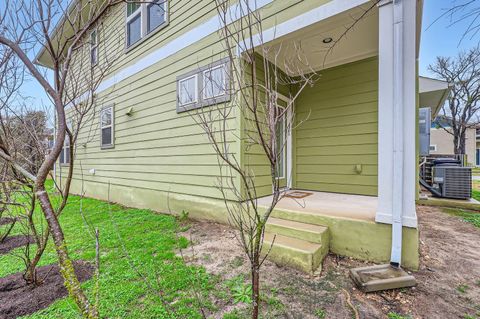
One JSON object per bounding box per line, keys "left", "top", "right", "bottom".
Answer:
{"left": 262, "top": 217, "right": 330, "bottom": 273}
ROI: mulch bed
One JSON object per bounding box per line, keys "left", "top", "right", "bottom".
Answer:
{"left": 0, "top": 261, "right": 94, "bottom": 319}
{"left": 0, "top": 217, "right": 16, "bottom": 226}
{"left": 0, "top": 235, "right": 35, "bottom": 255}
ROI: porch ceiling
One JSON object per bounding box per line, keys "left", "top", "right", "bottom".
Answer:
{"left": 261, "top": 2, "right": 379, "bottom": 76}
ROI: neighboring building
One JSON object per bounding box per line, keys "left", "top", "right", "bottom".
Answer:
{"left": 37, "top": 0, "right": 446, "bottom": 272}
{"left": 429, "top": 127, "right": 477, "bottom": 166}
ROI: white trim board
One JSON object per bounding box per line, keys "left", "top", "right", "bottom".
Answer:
{"left": 97, "top": 0, "right": 274, "bottom": 93}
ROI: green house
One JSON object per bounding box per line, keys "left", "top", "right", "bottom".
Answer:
{"left": 37, "top": 0, "right": 449, "bottom": 272}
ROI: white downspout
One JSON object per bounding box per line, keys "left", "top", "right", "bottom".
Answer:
{"left": 391, "top": 0, "right": 404, "bottom": 267}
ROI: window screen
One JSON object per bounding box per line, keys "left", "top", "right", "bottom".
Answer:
{"left": 178, "top": 75, "right": 197, "bottom": 106}
{"left": 100, "top": 106, "right": 114, "bottom": 148}
{"left": 147, "top": 0, "right": 166, "bottom": 34}
{"left": 203, "top": 65, "right": 226, "bottom": 99}
{"left": 127, "top": 14, "right": 142, "bottom": 47}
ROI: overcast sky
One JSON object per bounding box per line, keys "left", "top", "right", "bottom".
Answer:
{"left": 18, "top": 0, "right": 480, "bottom": 110}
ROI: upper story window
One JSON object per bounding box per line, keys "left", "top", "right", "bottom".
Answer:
{"left": 90, "top": 29, "right": 98, "bottom": 66}
{"left": 100, "top": 106, "right": 114, "bottom": 148}
{"left": 126, "top": 1, "right": 168, "bottom": 48}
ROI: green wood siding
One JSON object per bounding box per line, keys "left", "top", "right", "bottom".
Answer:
{"left": 294, "top": 57, "right": 379, "bottom": 196}
{"left": 241, "top": 55, "right": 291, "bottom": 198}
{"left": 59, "top": 0, "right": 334, "bottom": 204}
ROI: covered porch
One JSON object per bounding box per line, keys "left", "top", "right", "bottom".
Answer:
{"left": 258, "top": 190, "right": 377, "bottom": 222}
{"left": 240, "top": 0, "right": 423, "bottom": 272}
{"left": 244, "top": 0, "right": 420, "bottom": 229}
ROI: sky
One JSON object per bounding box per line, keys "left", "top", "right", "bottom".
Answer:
{"left": 16, "top": 0, "right": 480, "bottom": 109}
{"left": 419, "top": 0, "right": 478, "bottom": 76}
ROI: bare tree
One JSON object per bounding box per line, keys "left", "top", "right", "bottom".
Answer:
{"left": 429, "top": 46, "right": 480, "bottom": 156}
{"left": 431, "top": 0, "right": 480, "bottom": 44}
{"left": 0, "top": 0, "right": 149, "bottom": 317}
{"left": 185, "top": 1, "right": 380, "bottom": 318}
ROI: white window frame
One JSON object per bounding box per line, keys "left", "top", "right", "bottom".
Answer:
{"left": 100, "top": 106, "right": 115, "bottom": 149}
{"left": 60, "top": 139, "right": 70, "bottom": 165}
{"left": 178, "top": 74, "right": 198, "bottom": 107}
{"left": 202, "top": 64, "right": 227, "bottom": 100}
{"left": 429, "top": 144, "right": 437, "bottom": 152}
{"left": 125, "top": 0, "right": 168, "bottom": 49}
{"left": 176, "top": 58, "right": 231, "bottom": 113}
{"left": 274, "top": 105, "right": 287, "bottom": 180}
{"left": 90, "top": 28, "right": 98, "bottom": 66}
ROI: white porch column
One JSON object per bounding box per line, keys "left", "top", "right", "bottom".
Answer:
{"left": 376, "top": 0, "right": 418, "bottom": 229}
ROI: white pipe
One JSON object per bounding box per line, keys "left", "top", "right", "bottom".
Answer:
{"left": 391, "top": 0, "right": 404, "bottom": 267}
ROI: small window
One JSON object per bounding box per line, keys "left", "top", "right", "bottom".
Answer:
{"left": 100, "top": 106, "right": 114, "bottom": 148}
{"left": 90, "top": 29, "right": 98, "bottom": 66}
{"left": 126, "top": 1, "right": 168, "bottom": 48}
{"left": 60, "top": 139, "right": 70, "bottom": 165}
{"left": 429, "top": 145, "right": 437, "bottom": 152}
{"left": 178, "top": 75, "right": 198, "bottom": 106}
{"left": 203, "top": 64, "right": 227, "bottom": 99}
{"left": 176, "top": 59, "right": 230, "bottom": 113}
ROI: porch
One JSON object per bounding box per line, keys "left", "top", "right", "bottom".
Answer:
{"left": 241, "top": 0, "right": 422, "bottom": 273}
{"left": 258, "top": 190, "right": 377, "bottom": 222}
{"left": 256, "top": 189, "right": 418, "bottom": 274}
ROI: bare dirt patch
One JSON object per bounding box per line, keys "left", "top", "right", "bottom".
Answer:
{"left": 0, "top": 261, "right": 94, "bottom": 319}
{"left": 0, "top": 235, "right": 34, "bottom": 255}
{"left": 182, "top": 205, "right": 480, "bottom": 318}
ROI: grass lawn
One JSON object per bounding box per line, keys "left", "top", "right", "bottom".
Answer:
{"left": 472, "top": 180, "right": 480, "bottom": 202}
{"left": 443, "top": 208, "right": 480, "bottom": 228}
{"left": 1, "top": 182, "right": 216, "bottom": 318}
{"left": 471, "top": 167, "right": 480, "bottom": 176}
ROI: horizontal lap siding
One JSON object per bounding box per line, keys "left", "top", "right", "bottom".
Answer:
{"left": 62, "top": 1, "right": 239, "bottom": 201}
{"left": 59, "top": 0, "right": 335, "bottom": 204}
{"left": 242, "top": 55, "right": 291, "bottom": 198}
{"left": 294, "top": 57, "right": 378, "bottom": 196}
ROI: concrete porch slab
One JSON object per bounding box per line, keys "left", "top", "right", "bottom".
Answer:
{"left": 257, "top": 190, "right": 378, "bottom": 222}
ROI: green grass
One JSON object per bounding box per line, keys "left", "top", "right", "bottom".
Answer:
{"left": 387, "top": 312, "right": 412, "bottom": 319}
{"left": 472, "top": 189, "right": 480, "bottom": 202}
{"left": 457, "top": 284, "right": 470, "bottom": 294}
{"left": 443, "top": 208, "right": 480, "bottom": 228}
{"left": 472, "top": 167, "right": 480, "bottom": 176}
{"left": 1, "top": 182, "right": 215, "bottom": 318}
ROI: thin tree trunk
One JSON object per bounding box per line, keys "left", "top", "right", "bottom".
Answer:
{"left": 36, "top": 187, "right": 98, "bottom": 319}
{"left": 24, "top": 229, "right": 49, "bottom": 284}
{"left": 0, "top": 218, "right": 15, "bottom": 243}
{"left": 251, "top": 264, "right": 260, "bottom": 319}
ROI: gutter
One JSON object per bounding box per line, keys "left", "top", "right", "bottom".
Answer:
{"left": 391, "top": 0, "right": 404, "bottom": 267}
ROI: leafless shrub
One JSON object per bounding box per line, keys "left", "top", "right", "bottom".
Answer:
{"left": 429, "top": 46, "right": 480, "bottom": 156}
